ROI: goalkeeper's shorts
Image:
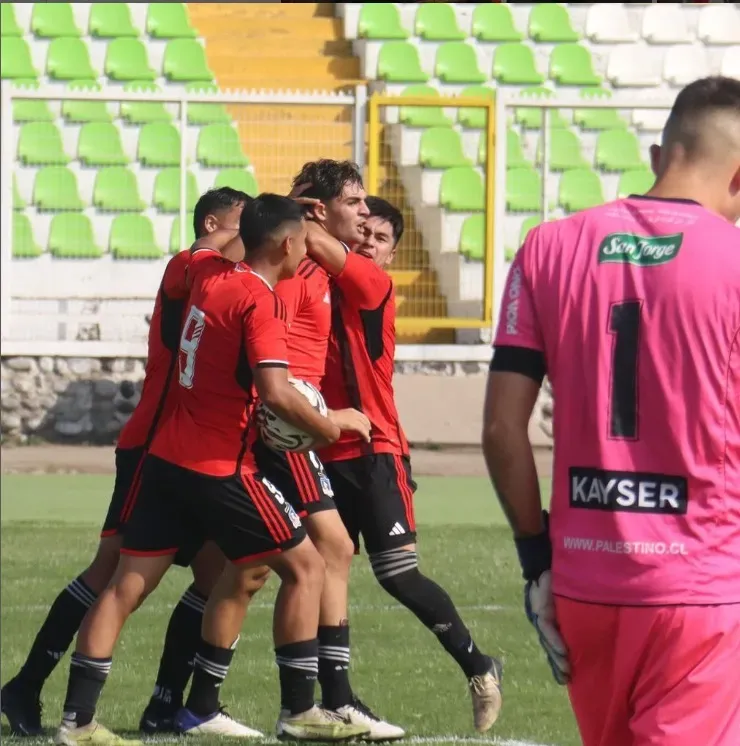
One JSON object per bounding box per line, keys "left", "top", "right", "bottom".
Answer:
{"left": 555, "top": 596, "right": 740, "bottom": 746}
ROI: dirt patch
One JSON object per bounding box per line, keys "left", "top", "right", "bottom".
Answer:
{"left": 0, "top": 444, "right": 553, "bottom": 479}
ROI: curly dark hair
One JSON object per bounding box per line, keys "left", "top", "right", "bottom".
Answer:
{"left": 291, "top": 159, "right": 364, "bottom": 203}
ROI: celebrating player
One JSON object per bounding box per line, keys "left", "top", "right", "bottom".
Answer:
{"left": 1, "top": 187, "right": 253, "bottom": 738}
{"left": 482, "top": 75, "right": 740, "bottom": 746}
{"left": 250, "top": 163, "right": 404, "bottom": 740}
{"left": 53, "top": 194, "right": 373, "bottom": 746}
{"left": 295, "top": 186, "right": 503, "bottom": 734}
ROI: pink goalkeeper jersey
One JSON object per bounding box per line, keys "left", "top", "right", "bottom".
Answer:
{"left": 495, "top": 196, "right": 740, "bottom": 606}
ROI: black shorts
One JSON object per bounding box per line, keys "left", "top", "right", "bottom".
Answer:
{"left": 253, "top": 439, "right": 335, "bottom": 518}
{"left": 101, "top": 446, "right": 146, "bottom": 538}
{"left": 121, "top": 455, "right": 306, "bottom": 566}
{"left": 325, "top": 453, "right": 417, "bottom": 554}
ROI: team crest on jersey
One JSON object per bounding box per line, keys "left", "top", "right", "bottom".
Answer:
{"left": 598, "top": 233, "right": 683, "bottom": 267}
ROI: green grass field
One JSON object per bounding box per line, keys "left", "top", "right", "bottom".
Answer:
{"left": 0, "top": 474, "right": 579, "bottom": 746}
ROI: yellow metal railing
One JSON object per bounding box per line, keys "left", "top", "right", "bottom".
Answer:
{"left": 367, "top": 94, "right": 496, "bottom": 330}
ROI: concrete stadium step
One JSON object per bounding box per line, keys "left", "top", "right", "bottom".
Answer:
{"left": 204, "top": 37, "right": 354, "bottom": 58}
{"left": 209, "top": 55, "right": 361, "bottom": 82}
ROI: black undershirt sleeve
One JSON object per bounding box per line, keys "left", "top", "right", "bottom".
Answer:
{"left": 489, "top": 345, "right": 546, "bottom": 385}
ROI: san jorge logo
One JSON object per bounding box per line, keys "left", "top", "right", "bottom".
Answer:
{"left": 598, "top": 233, "right": 683, "bottom": 267}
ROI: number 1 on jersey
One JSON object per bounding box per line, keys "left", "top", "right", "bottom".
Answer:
{"left": 608, "top": 300, "right": 642, "bottom": 440}
{"left": 179, "top": 305, "right": 206, "bottom": 389}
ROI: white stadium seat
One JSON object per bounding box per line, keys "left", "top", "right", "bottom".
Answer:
{"left": 641, "top": 4, "right": 692, "bottom": 45}
{"left": 720, "top": 46, "right": 740, "bottom": 79}
{"left": 606, "top": 45, "right": 662, "bottom": 88}
{"left": 585, "top": 4, "right": 638, "bottom": 44}
{"left": 632, "top": 109, "right": 668, "bottom": 134}
{"left": 697, "top": 4, "right": 740, "bottom": 46}
{"left": 663, "top": 46, "right": 710, "bottom": 87}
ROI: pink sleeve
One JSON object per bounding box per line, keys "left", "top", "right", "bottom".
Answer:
{"left": 493, "top": 235, "right": 545, "bottom": 353}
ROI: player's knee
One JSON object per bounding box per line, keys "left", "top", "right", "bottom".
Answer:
{"left": 279, "top": 539, "right": 326, "bottom": 590}
{"left": 316, "top": 531, "right": 354, "bottom": 577}
{"left": 370, "top": 548, "right": 419, "bottom": 598}
{"left": 223, "top": 563, "right": 271, "bottom": 602}
{"left": 81, "top": 537, "right": 122, "bottom": 594}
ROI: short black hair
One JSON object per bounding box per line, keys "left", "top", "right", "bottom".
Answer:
{"left": 365, "top": 196, "right": 404, "bottom": 247}
{"left": 193, "top": 187, "right": 249, "bottom": 238}
{"left": 291, "top": 159, "right": 363, "bottom": 203}
{"left": 663, "top": 76, "right": 740, "bottom": 159}
{"left": 239, "top": 193, "right": 304, "bottom": 255}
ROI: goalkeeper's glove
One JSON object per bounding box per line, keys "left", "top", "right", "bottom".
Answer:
{"left": 515, "top": 512, "right": 570, "bottom": 686}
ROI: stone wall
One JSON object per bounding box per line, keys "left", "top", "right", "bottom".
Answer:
{"left": 0, "top": 356, "right": 554, "bottom": 445}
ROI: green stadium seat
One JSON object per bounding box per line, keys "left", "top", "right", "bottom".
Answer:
{"left": 519, "top": 216, "right": 541, "bottom": 246}
{"left": 1, "top": 4, "right": 22, "bottom": 36}
{"left": 214, "top": 169, "right": 260, "bottom": 196}
{"left": 377, "top": 42, "right": 428, "bottom": 83}
{"left": 536, "top": 129, "right": 587, "bottom": 171}
{"left": 459, "top": 213, "right": 485, "bottom": 261}
{"left": 48, "top": 214, "right": 102, "bottom": 258}
{"left": 506, "top": 167, "right": 542, "bottom": 212}
{"left": 186, "top": 82, "right": 231, "bottom": 125}
{"left": 415, "top": 4, "right": 465, "bottom": 41}
{"left": 14, "top": 176, "right": 26, "bottom": 211}
{"left": 492, "top": 44, "right": 544, "bottom": 85}
{"left": 480, "top": 128, "right": 527, "bottom": 168}
{"left": 399, "top": 85, "right": 451, "bottom": 128}
{"left": 358, "top": 4, "right": 408, "bottom": 39}
{"left": 31, "top": 3, "right": 80, "bottom": 37}
{"left": 435, "top": 42, "right": 486, "bottom": 84}
{"left": 62, "top": 80, "right": 111, "bottom": 123}
{"left": 471, "top": 4, "right": 523, "bottom": 42}
{"left": 617, "top": 169, "right": 655, "bottom": 199}
{"left": 549, "top": 45, "right": 600, "bottom": 86}
{"left": 93, "top": 167, "right": 145, "bottom": 212}
{"left": 78, "top": 122, "right": 128, "bottom": 166}
{"left": 170, "top": 218, "right": 196, "bottom": 254}
{"left": 439, "top": 167, "right": 484, "bottom": 212}
{"left": 595, "top": 129, "right": 644, "bottom": 172}
{"left": 197, "top": 124, "right": 249, "bottom": 168}
{"left": 1, "top": 38, "right": 38, "bottom": 79}
{"left": 558, "top": 168, "right": 604, "bottom": 212}
{"left": 33, "top": 167, "right": 85, "bottom": 211}
{"left": 419, "top": 128, "right": 470, "bottom": 169}
{"left": 105, "top": 39, "right": 156, "bottom": 81}
{"left": 153, "top": 168, "right": 198, "bottom": 212}
{"left": 138, "top": 122, "right": 181, "bottom": 167}
{"left": 89, "top": 3, "right": 139, "bottom": 38}
{"left": 12, "top": 81, "right": 53, "bottom": 123}
{"left": 13, "top": 214, "right": 42, "bottom": 258}
{"left": 515, "top": 89, "right": 568, "bottom": 130}
{"left": 18, "top": 122, "right": 69, "bottom": 166}
{"left": 120, "top": 81, "right": 171, "bottom": 124}
{"left": 147, "top": 3, "right": 196, "bottom": 39}
{"left": 163, "top": 39, "right": 214, "bottom": 82}
{"left": 46, "top": 38, "right": 97, "bottom": 81}
{"left": 574, "top": 90, "right": 626, "bottom": 130}
{"left": 456, "top": 86, "right": 495, "bottom": 129}
{"left": 505, "top": 246, "right": 517, "bottom": 263}
{"left": 529, "top": 4, "right": 580, "bottom": 43}
{"left": 110, "top": 215, "right": 163, "bottom": 259}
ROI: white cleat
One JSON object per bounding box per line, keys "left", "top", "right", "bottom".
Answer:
{"left": 54, "top": 720, "right": 142, "bottom": 746}
{"left": 276, "top": 704, "right": 370, "bottom": 742}
{"left": 469, "top": 658, "right": 503, "bottom": 734}
{"left": 333, "top": 700, "right": 405, "bottom": 742}
{"left": 174, "top": 707, "right": 263, "bottom": 738}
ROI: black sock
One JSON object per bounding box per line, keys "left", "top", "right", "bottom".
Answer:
{"left": 275, "top": 639, "right": 318, "bottom": 715}
{"left": 371, "top": 550, "right": 491, "bottom": 678}
{"left": 318, "top": 625, "right": 353, "bottom": 709}
{"left": 16, "top": 576, "right": 98, "bottom": 695}
{"left": 150, "top": 584, "right": 206, "bottom": 709}
{"left": 62, "top": 653, "right": 111, "bottom": 728}
{"left": 185, "top": 638, "right": 236, "bottom": 717}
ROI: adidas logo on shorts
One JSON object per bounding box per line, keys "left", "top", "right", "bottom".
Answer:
{"left": 389, "top": 522, "right": 406, "bottom": 536}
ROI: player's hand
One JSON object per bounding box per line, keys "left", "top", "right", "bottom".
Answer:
{"left": 328, "top": 408, "right": 371, "bottom": 442}
{"left": 287, "top": 182, "right": 321, "bottom": 210}
{"left": 524, "top": 570, "right": 570, "bottom": 685}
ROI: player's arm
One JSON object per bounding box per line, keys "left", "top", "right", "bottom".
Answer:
{"left": 482, "top": 245, "right": 570, "bottom": 685}
{"left": 305, "top": 221, "right": 391, "bottom": 309}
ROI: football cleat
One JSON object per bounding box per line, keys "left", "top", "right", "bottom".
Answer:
{"left": 1, "top": 678, "right": 43, "bottom": 737}
{"left": 332, "top": 699, "right": 405, "bottom": 741}
{"left": 276, "top": 704, "right": 370, "bottom": 742}
{"left": 174, "top": 706, "right": 263, "bottom": 738}
{"left": 138, "top": 697, "right": 181, "bottom": 734}
{"left": 469, "top": 657, "right": 503, "bottom": 733}
{"left": 54, "top": 721, "right": 142, "bottom": 746}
